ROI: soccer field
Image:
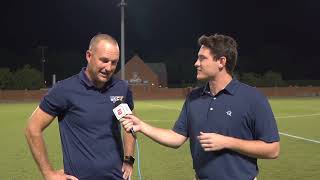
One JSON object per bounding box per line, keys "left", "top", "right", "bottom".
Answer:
{"left": 1, "top": 97, "right": 320, "bottom": 179}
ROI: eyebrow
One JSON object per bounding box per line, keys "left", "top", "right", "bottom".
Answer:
{"left": 99, "top": 57, "right": 119, "bottom": 62}
{"left": 198, "top": 54, "right": 206, "bottom": 58}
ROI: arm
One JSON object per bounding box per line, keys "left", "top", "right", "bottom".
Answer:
{"left": 226, "top": 136, "right": 280, "bottom": 159}
{"left": 121, "top": 114, "right": 188, "bottom": 149}
{"left": 122, "top": 129, "right": 135, "bottom": 179}
{"left": 198, "top": 132, "right": 280, "bottom": 159}
{"left": 25, "top": 106, "right": 78, "bottom": 180}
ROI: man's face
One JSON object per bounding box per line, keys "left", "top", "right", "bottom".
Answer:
{"left": 194, "top": 45, "right": 221, "bottom": 81}
{"left": 86, "top": 40, "right": 120, "bottom": 86}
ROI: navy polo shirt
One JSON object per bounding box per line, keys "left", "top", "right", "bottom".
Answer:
{"left": 40, "top": 68, "right": 134, "bottom": 180}
{"left": 173, "top": 79, "right": 279, "bottom": 180}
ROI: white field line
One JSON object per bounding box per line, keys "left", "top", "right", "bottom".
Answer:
{"left": 146, "top": 103, "right": 320, "bottom": 144}
{"left": 276, "top": 113, "right": 320, "bottom": 119}
{"left": 147, "top": 103, "right": 181, "bottom": 111}
{"left": 279, "top": 132, "right": 320, "bottom": 144}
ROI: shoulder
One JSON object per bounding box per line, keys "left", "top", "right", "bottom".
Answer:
{"left": 111, "top": 77, "right": 130, "bottom": 89}
{"left": 187, "top": 86, "right": 204, "bottom": 100}
{"left": 237, "top": 81, "right": 268, "bottom": 104}
{"left": 48, "top": 74, "right": 79, "bottom": 93}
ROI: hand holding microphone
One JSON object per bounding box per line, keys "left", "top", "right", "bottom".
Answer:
{"left": 113, "top": 102, "right": 136, "bottom": 137}
{"left": 120, "top": 114, "right": 143, "bottom": 133}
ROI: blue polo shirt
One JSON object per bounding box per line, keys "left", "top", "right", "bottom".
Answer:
{"left": 173, "top": 79, "right": 279, "bottom": 180}
{"left": 40, "top": 68, "right": 134, "bottom": 180}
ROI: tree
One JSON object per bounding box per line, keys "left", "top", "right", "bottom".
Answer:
{"left": 0, "top": 68, "right": 13, "bottom": 89}
{"left": 262, "top": 71, "right": 285, "bottom": 87}
{"left": 11, "top": 65, "right": 43, "bottom": 90}
{"left": 240, "top": 72, "right": 261, "bottom": 86}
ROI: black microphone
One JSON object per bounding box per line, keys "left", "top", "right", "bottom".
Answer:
{"left": 113, "top": 101, "right": 136, "bottom": 137}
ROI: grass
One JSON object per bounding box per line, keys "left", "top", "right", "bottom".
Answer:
{"left": 0, "top": 97, "right": 320, "bottom": 179}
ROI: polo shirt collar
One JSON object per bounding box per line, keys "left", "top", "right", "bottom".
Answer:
{"left": 201, "top": 78, "right": 240, "bottom": 96}
{"left": 79, "top": 67, "right": 118, "bottom": 91}
{"left": 224, "top": 78, "right": 240, "bottom": 95}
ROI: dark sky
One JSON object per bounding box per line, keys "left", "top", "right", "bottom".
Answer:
{"left": 1, "top": 0, "right": 320, "bottom": 81}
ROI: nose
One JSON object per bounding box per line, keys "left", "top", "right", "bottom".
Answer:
{"left": 194, "top": 59, "right": 200, "bottom": 68}
{"left": 104, "top": 62, "right": 112, "bottom": 72}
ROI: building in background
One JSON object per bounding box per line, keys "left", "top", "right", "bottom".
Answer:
{"left": 145, "top": 62, "right": 167, "bottom": 87}
{"left": 115, "top": 54, "right": 168, "bottom": 87}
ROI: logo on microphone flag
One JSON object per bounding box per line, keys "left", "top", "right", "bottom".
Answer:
{"left": 117, "top": 108, "right": 123, "bottom": 116}
{"left": 113, "top": 104, "right": 132, "bottom": 120}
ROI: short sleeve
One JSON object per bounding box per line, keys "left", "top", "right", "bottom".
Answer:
{"left": 125, "top": 86, "right": 134, "bottom": 111}
{"left": 39, "top": 83, "right": 69, "bottom": 117}
{"left": 172, "top": 100, "right": 189, "bottom": 137}
{"left": 253, "top": 95, "right": 280, "bottom": 142}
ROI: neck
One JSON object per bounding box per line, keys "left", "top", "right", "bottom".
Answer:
{"left": 84, "top": 68, "right": 105, "bottom": 89}
{"left": 208, "top": 73, "right": 232, "bottom": 95}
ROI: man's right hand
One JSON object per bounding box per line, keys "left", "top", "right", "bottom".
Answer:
{"left": 121, "top": 114, "right": 143, "bottom": 133}
{"left": 45, "top": 169, "right": 78, "bottom": 180}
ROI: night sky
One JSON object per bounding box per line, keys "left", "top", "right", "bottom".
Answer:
{"left": 1, "top": 0, "right": 320, "bottom": 83}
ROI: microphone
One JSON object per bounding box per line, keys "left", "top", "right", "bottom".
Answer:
{"left": 113, "top": 101, "right": 136, "bottom": 137}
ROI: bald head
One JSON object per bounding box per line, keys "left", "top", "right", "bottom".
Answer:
{"left": 88, "top": 34, "right": 119, "bottom": 52}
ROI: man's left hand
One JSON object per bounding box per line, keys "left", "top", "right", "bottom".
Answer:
{"left": 197, "top": 131, "right": 229, "bottom": 151}
{"left": 122, "top": 162, "right": 133, "bottom": 180}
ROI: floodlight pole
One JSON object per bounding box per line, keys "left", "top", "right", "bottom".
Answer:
{"left": 119, "top": 0, "right": 127, "bottom": 80}
{"left": 39, "top": 46, "right": 47, "bottom": 87}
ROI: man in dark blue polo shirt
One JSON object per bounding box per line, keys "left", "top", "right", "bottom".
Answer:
{"left": 25, "top": 34, "right": 136, "bottom": 180}
{"left": 121, "top": 34, "right": 280, "bottom": 180}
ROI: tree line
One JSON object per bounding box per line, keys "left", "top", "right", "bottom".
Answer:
{"left": 0, "top": 65, "right": 43, "bottom": 90}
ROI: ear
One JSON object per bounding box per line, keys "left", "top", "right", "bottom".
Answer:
{"left": 86, "top": 50, "right": 91, "bottom": 63}
{"left": 219, "top": 56, "right": 227, "bottom": 68}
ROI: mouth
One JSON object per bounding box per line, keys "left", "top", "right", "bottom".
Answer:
{"left": 99, "top": 71, "right": 109, "bottom": 78}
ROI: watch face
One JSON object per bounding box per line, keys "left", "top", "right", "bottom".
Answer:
{"left": 124, "top": 156, "right": 135, "bottom": 165}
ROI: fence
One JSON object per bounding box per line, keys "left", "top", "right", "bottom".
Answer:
{"left": 1, "top": 86, "right": 320, "bottom": 102}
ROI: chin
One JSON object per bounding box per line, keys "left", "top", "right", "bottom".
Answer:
{"left": 96, "top": 76, "right": 109, "bottom": 83}
{"left": 101, "top": 78, "right": 110, "bottom": 83}
{"left": 197, "top": 75, "right": 206, "bottom": 81}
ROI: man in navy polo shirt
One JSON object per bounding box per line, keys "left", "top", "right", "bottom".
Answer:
{"left": 121, "top": 34, "right": 280, "bottom": 179}
{"left": 25, "top": 34, "right": 135, "bottom": 180}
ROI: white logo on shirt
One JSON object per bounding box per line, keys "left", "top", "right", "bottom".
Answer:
{"left": 226, "top": 110, "right": 232, "bottom": 117}
{"left": 110, "top": 96, "right": 124, "bottom": 103}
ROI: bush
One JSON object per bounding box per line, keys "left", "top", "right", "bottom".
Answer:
{"left": 13, "top": 65, "right": 43, "bottom": 89}
{"left": 241, "top": 71, "right": 286, "bottom": 87}
{"left": 0, "top": 68, "right": 13, "bottom": 89}
{"left": 240, "top": 72, "right": 261, "bottom": 86}
{"left": 261, "top": 71, "right": 286, "bottom": 87}
{"left": 7, "top": 65, "right": 43, "bottom": 90}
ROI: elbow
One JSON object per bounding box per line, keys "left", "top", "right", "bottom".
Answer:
{"left": 171, "top": 144, "right": 182, "bottom": 149}
{"left": 268, "top": 143, "right": 280, "bottom": 159}
{"left": 162, "top": 143, "right": 181, "bottom": 149}
{"left": 24, "top": 125, "right": 33, "bottom": 140}
{"left": 24, "top": 123, "right": 41, "bottom": 140}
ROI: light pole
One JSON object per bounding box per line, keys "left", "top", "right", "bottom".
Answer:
{"left": 39, "top": 46, "right": 47, "bottom": 87}
{"left": 119, "top": 0, "right": 127, "bottom": 80}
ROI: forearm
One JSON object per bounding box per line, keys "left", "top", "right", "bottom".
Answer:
{"left": 140, "top": 122, "right": 186, "bottom": 148}
{"left": 25, "top": 128, "right": 53, "bottom": 177}
{"left": 226, "top": 137, "right": 280, "bottom": 159}
{"left": 123, "top": 130, "right": 135, "bottom": 156}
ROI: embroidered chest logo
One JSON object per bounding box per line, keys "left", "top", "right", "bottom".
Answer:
{"left": 226, "top": 110, "right": 232, "bottom": 117}
{"left": 110, "top": 96, "right": 124, "bottom": 103}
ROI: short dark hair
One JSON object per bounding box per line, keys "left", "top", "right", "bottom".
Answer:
{"left": 198, "top": 34, "right": 238, "bottom": 74}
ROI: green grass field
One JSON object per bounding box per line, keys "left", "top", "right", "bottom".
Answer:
{"left": 1, "top": 97, "right": 320, "bottom": 179}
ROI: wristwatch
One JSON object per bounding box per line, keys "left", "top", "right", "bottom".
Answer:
{"left": 123, "top": 155, "right": 135, "bottom": 165}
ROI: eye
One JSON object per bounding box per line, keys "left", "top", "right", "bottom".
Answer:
{"left": 198, "top": 55, "right": 205, "bottom": 61}
{"left": 99, "top": 57, "right": 109, "bottom": 63}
